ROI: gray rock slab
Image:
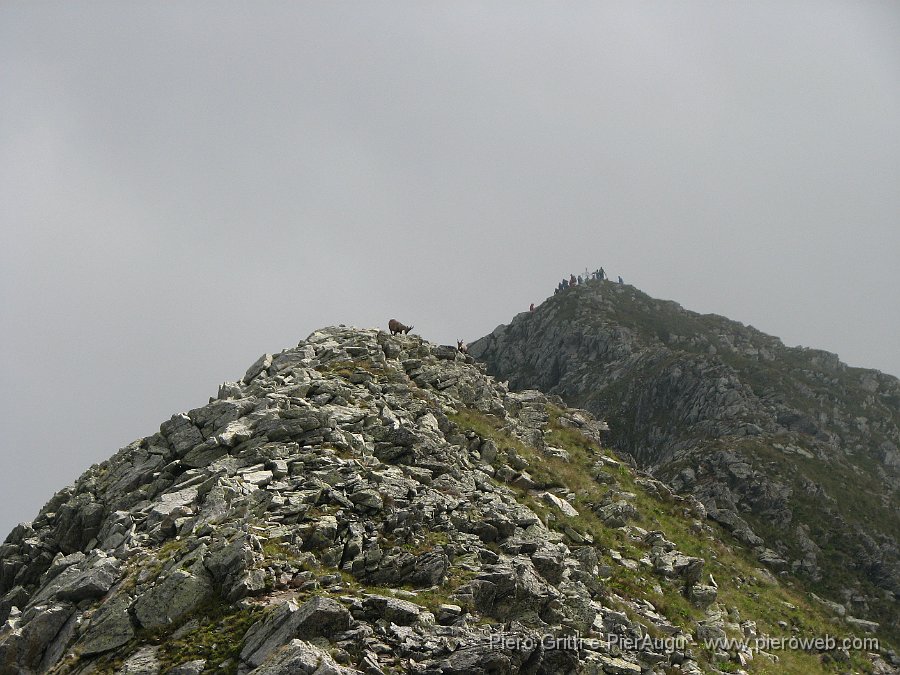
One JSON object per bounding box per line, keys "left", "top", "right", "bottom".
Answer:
{"left": 583, "top": 654, "right": 642, "bottom": 675}
{"left": 241, "top": 470, "right": 274, "bottom": 487}
{"left": 247, "top": 639, "right": 349, "bottom": 675}
{"left": 55, "top": 556, "right": 120, "bottom": 603}
{"left": 363, "top": 595, "right": 422, "bottom": 625}
{"left": 243, "top": 353, "right": 273, "bottom": 383}
{"left": 119, "top": 645, "right": 161, "bottom": 675}
{"left": 15, "top": 602, "right": 75, "bottom": 671}
{"left": 349, "top": 488, "right": 383, "bottom": 511}
{"left": 846, "top": 616, "right": 880, "bottom": 632}
{"left": 241, "top": 597, "right": 351, "bottom": 668}
{"left": 541, "top": 492, "right": 579, "bottom": 517}
{"left": 133, "top": 568, "right": 214, "bottom": 630}
{"left": 182, "top": 442, "right": 228, "bottom": 469}
{"left": 688, "top": 584, "right": 718, "bottom": 608}
{"left": 149, "top": 487, "right": 199, "bottom": 520}
{"left": 167, "top": 659, "right": 207, "bottom": 675}
{"left": 78, "top": 594, "right": 135, "bottom": 656}
{"left": 160, "top": 414, "right": 205, "bottom": 455}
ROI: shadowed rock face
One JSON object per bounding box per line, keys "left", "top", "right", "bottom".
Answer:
{"left": 471, "top": 281, "right": 900, "bottom": 638}
{"left": 0, "top": 325, "right": 897, "bottom": 674}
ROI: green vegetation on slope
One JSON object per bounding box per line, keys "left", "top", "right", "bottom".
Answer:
{"left": 449, "top": 404, "right": 888, "bottom": 674}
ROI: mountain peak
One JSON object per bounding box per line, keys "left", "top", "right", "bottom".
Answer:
{"left": 1, "top": 325, "right": 896, "bottom": 674}
{"left": 472, "top": 282, "right": 900, "bottom": 645}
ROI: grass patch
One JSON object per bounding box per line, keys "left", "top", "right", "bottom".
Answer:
{"left": 155, "top": 600, "right": 264, "bottom": 675}
{"left": 260, "top": 538, "right": 300, "bottom": 565}
{"left": 316, "top": 358, "right": 381, "bottom": 379}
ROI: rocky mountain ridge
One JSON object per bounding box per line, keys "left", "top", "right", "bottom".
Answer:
{"left": 0, "top": 326, "right": 896, "bottom": 674}
{"left": 470, "top": 281, "right": 900, "bottom": 644}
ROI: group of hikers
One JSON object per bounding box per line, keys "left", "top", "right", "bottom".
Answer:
{"left": 554, "top": 267, "right": 624, "bottom": 294}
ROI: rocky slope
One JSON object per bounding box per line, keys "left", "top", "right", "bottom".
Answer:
{"left": 471, "top": 281, "right": 900, "bottom": 645}
{"left": 1, "top": 326, "right": 896, "bottom": 674}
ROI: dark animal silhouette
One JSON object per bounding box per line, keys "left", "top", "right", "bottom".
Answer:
{"left": 457, "top": 340, "right": 468, "bottom": 354}
{"left": 388, "top": 319, "right": 414, "bottom": 335}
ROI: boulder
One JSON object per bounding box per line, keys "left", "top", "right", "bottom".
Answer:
{"left": 541, "top": 492, "right": 579, "bottom": 517}
{"left": 583, "top": 654, "right": 642, "bottom": 675}
{"left": 148, "top": 487, "right": 199, "bottom": 521}
{"left": 846, "top": 616, "right": 880, "bottom": 633}
{"left": 349, "top": 488, "right": 384, "bottom": 511}
{"left": 530, "top": 550, "right": 567, "bottom": 585}
{"left": 5, "top": 602, "right": 74, "bottom": 671}
{"left": 243, "top": 354, "right": 273, "bottom": 383}
{"left": 119, "top": 645, "right": 161, "bottom": 675}
{"left": 241, "top": 597, "right": 352, "bottom": 668}
{"left": 55, "top": 555, "right": 120, "bottom": 602}
{"left": 78, "top": 594, "right": 135, "bottom": 655}
{"left": 363, "top": 595, "right": 422, "bottom": 625}
{"left": 595, "top": 501, "right": 638, "bottom": 527}
{"left": 688, "top": 584, "right": 718, "bottom": 607}
{"left": 248, "top": 638, "right": 353, "bottom": 674}
{"left": 757, "top": 548, "right": 789, "bottom": 571}
{"left": 168, "top": 660, "right": 207, "bottom": 675}
{"left": 160, "top": 414, "right": 205, "bottom": 455}
{"left": 133, "top": 568, "right": 214, "bottom": 630}
{"left": 461, "top": 560, "right": 557, "bottom": 620}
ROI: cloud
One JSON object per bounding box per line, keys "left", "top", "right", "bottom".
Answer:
{"left": 1, "top": 1, "right": 898, "bottom": 537}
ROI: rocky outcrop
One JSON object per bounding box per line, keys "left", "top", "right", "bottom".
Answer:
{"left": 471, "top": 281, "right": 900, "bottom": 641}
{"left": 0, "top": 326, "right": 895, "bottom": 673}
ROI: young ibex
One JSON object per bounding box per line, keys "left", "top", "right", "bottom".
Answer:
{"left": 388, "top": 319, "right": 414, "bottom": 336}
{"left": 457, "top": 340, "right": 468, "bottom": 354}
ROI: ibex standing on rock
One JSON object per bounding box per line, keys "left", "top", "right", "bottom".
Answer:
{"left": 388, "top": 319, "right": 414, "bottom": 336}
{"left": 457, "top": 340, "right": 468, "bottom": 354}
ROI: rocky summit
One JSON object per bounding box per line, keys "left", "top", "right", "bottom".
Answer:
{"left": 472, "top": 281, "right": 900, "bottom": 650}
{"left": 1, "top": 326, "right": 897, "bottom": 674}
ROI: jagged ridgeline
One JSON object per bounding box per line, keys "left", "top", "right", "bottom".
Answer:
{"left": 0, "top": 327, "right": 895, "bottom": 674}
{"left": 472, "top": 282, "right": 900, "bottom": 648}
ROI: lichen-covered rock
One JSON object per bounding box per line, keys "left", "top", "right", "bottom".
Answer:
{"left": 0, "top": 602, "right": 74, "bottom": 672}
{"left": 167, "top": 659, "right": 206, "bottom": 675}
{"left": 362, "top": 595, "right": 422, "bottom": 625}
{"left": 50, "top": 554, "right": 120, "bottom": 603}
{"left": 119, "top": 645, "right": 161, "bottom": 674}
{"left": 688, "top": 583, "right": 718, "bottom": 607}
{"left": 241, "top": 597, "right": 351, "bottom": 668}
{"left": 582, "top": 654, "right": 642, "bottom": 675}
{"left": 133, "top": 567, "right": 214, "bottom": 630}
{"left": 595, "top": 500, "right": 638, "bottom": 527}
{"left": 78, "top": 594, "right": 135, "bottom": 655}
{"left": 249, "top": 639, "right": 350, "bottom": 674}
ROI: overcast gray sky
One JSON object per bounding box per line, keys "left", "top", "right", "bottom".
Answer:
{"left": 2, "top": 2, "right": 899, "bottom": 539}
